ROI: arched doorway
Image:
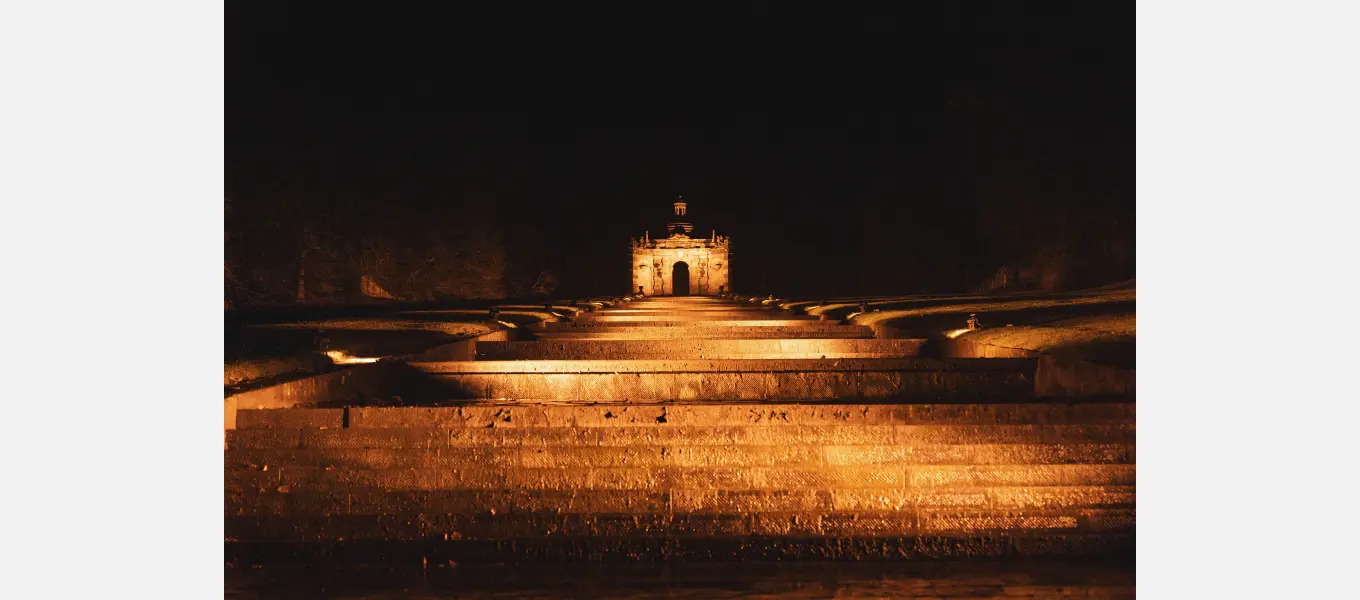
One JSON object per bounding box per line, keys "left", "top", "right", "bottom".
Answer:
{"left": 672, "top": 261, "right": 690, "bottom": 296}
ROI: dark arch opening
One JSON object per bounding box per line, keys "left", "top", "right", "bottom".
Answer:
{"left": 672, "top": 261, "right": 690, "bottom": 296}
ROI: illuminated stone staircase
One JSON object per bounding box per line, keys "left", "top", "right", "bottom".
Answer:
{"left": 225, "top": 296, "right": 1135, "bottom": 564}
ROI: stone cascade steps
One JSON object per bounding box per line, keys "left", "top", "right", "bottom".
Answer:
{"left": 408, "top": 358, "right": 1036, "bottom": 402}
{"left": 226, "top": 402, "right": 1134, "bottom": 562}
{"left": 476, "top": 339, "right": 928, "bottom": 360}
{"left": 226, "top": 296, "right": 1134, "bottom": 564}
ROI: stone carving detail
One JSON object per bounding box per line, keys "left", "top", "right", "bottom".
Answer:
{"left": 630, "top": 200, "right": 729, "bottom": 296}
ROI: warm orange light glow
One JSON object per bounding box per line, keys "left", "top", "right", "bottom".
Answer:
{"left": 324, "top": 350, "right": 380, "bottom": 364}
{"left": 945, "top": 328, "right": 972, "bottom": 339}
{"left": 496, "top": 320, "right": 518, "bottom": 329}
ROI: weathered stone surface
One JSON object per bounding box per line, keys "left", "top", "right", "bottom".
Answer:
{"left": 987, "top": 486, "right": 1137, "bottom": 509}
{"left": 224, "top": 296, "right": 1135, "bottom": 563}
{"left": 415, "top": 358, "right": 1035, "bottom": 374}
{"left": 1078, "top": 508, "right": 1137, "bottom": 532}
{"left": 227, "top": 508, "right": 1127, "bottom": 543}
{"left": 577, "top": 314, "right": 807, "bottom": 322}
{"left": 226, "top": 429, "right": 302, "bottom": 450}
{"left": 232, "top": 441, "right": 1129, "bottom": 471}
{"left": 228, "top": 447, "right": 505, "bottom": 470}
{"left": 906, "top": 403, "right": 1134, "bottom": 425}
{"left": 226, "top": 533, "right": 1134, "bottom": 565}
{"left": 228, "top": 361, "right": 397, "bottom": 411}
{"left": 671, "top": 489, "right": 833, "bottom": 513}
{"left": 918, "top": 510, "right": 1082, "bottom": 534}
{"left": 237, "top": 405, "right": 1135, "bottom": 433}
{"left": 347, "top": 489, "right": 675, "bottom": 515}
{"left": 663, "top": 445, "right": 823, "bottom": 467}
{"left": 235, "top": 408, "right": 344, "bottom": 430}
{"left": 477, "top": 338, "right": 928, "bottom": 360}
{"left": 427, "top": 371, "right": 1033, "bottom": 401}
{"left": 556, "top": 318, "right": 820, "bottom": 326}
{"left": 301, "top": 428, "right": 450, "bottom": 449}
{"left": 905, "top": 465, "right": 1136, "bottom": 487}
{"left": 534, "top": 327, "right": 874, "bottom": 340}
{"left": 1036, "top": 355, "right": 1136, "bottom": 398}
{"left": 226, "top": 488, "right": 348, "bottom": 517}
{"left": 1010, "top": 533, "right": 1136, "bottom": 558}
{"left": 519, "top": 446, "right": 665, "bottom": 469}
{"left": 273, "top": 468, "right": 451, "bottom": 492}
{"left": 350, "top": 406, "right": 554, "bottom": 429}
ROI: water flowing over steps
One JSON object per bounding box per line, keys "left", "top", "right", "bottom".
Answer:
{"left": 226, "top": 296, "right": 1134, "bottom": 564}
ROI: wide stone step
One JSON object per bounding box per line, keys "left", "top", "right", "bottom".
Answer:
{"left": 415, "top": 358, "right": 1031, "bottom": 374}
{"left": 235, "top": 403, "right": 1133, "bottom": 430}
{"left": 227, "top": 443, "right": 1133, "bottom": 473}
{"left": 226, "top": 533, "right": 1134, "bottom": 564}
{"left": 228, "top": 464, "right": 1136, "bottom": 491}
{"left": 624, "top": 298, "right": 736, "bottom": 305}
{"left": 476, "top": 339, "right": 927, "bottom": 360}
{"left": 408, "top": 358, "right": 1036, "bottom": 402}
{"left": 536, "top": 321, "right": 865, "bottom": 330}
{"left": 532, "top": 327, "right": 874, "bottom": 340}
{"left": 226, "top": 485, "right": 1136, "bottom": 516}
{"left": 349, "top": 403, "right": 1134, "bottom": 428}
{"left": 575, "top": 313, "right": 812, "bottom": 323}
{"left": 602, "top": 307, "right": 779, "bottom": 314}
{"left": 229, "top": 424, "right": 1133, "bottom": 451}
{"left": 225, "top": 508, "right": 1134, "bottom": 542}
{"left": 547, "top": 318, "right": 820, "bottom": 327}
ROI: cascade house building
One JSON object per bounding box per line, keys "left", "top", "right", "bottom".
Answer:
{"left": 631, "top": 200, "right": 730, "bottom": 296}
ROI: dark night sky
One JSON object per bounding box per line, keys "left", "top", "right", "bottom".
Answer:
{"left": 227, "top": 2, "right": 1132, "bottom": 298}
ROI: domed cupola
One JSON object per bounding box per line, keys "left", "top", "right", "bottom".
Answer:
{"left": 666, "top": 198, "right": 693, "bottom": 238}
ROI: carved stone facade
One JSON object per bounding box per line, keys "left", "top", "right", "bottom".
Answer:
{"left": 630, "top": 200, "right": 730, "bottom": 296}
